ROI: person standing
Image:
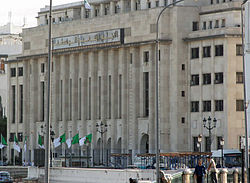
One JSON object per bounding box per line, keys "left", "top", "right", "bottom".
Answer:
{"left": 207, "top": 156, "right": 217, "bottom": 183}
{"left": 194, "top": 159, "right": 206, "bottom": 183}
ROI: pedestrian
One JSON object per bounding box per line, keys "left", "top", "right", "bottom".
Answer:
{"left": 194, "top": 159, "right": 206, "bottom": 183}
{"left": 207, "top": 156, "right": 217, "bottom": 183}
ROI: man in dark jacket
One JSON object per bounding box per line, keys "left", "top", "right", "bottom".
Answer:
{"left": 194, "top": 159, "right": 206, "bottom": 183}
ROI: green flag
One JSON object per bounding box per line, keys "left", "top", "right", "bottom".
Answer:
{"left": 84, "top": 134, "right": 92, "bottom": 144}
{"left": 60, "top": 133, "right": 66, "bottom": 143}
{"left": 72, "top": 133, "right": 79, "bottom": 145}
{"left": 38, "top": 134, "right": 44, "bottom": 149}
{"left": 1, "top": 135, "right": 7, "bottom": 146}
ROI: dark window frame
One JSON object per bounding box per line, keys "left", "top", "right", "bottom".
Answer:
{"left": 203, "top": 46, "right": 211, "bottom": 58}
{"left": 191, "top": 101, "right": 199, "bottom": 112}
{"left": 203, "top": 100, "right": 211, "bottom": 112}
{"left": 215, "top": 45, "right": 224, "bottom": 56}
{"left": 203, "top": 73, "right": 211, "bottom": 85}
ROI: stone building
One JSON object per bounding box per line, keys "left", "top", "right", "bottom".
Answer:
{"left": 6, "top": 0, "right": 245, "bottom": 165}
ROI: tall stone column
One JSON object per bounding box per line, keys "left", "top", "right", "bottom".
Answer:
{"left": 119, "top": 48, "right": 128, "bottom": 154}
{"left": 120, "top": 0, "right": 125, "bottom": 13}
{"left": 100, "top": 4, "right": 105, "bottom": 16}
{"left": 220, "top": 169, "right": 228, "bottom": 183}
{"left": 130, "top": 47, "right": 140, "bottom": 158}
{"left": 110, "top": 1, "right": 115, "bottom": 15}
{"left": 91, "top": 5, "right": 95, "bottom": 18}
{"left": 149, "top": 44, "right": 156, "bottom": 153}
{"left": 182, "top": 169, "right": 192, "bottom": 183}
{"left": 131, "top": 0, "right": 136, "bottom": 11}
{"left": 30, "top": 59, "right": 39, "bottom": 162}
{"left": 233, "top": 169, "right": 239, "bottom": 183}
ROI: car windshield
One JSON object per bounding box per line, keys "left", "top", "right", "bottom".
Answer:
{"left": 0, "top": 173, "right": 9, "bottom": 178}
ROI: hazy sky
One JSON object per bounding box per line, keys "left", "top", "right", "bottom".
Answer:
{"left": 0, "top": 0, "right": 81, "bottom": 27}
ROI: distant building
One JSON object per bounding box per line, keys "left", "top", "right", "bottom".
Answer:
{"left": 6, "top": 0, "right": 245, "bottom": 166}
{"left": 0, "top": 21, "right": 22, "bottom": 119}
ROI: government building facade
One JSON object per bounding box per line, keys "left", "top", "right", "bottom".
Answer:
{"left": 6, "top": 0, "right": 244, "bottom": 166}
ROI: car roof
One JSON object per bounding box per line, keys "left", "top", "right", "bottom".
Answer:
{"left": 0, "top": 171, "right": 9, "bottom": 174}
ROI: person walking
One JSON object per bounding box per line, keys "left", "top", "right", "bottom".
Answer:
{"left": 194, "top": 159, "right": 206, "bottom": 183}
{"left": 207, "top": 156, "right": 218, "bottom": 183}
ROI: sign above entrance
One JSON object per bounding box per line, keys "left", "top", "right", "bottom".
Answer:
{"left": 52, "top": 28, "right": 124, "bottom": 50}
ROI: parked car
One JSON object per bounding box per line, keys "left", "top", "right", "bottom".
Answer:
{"left": 0, "top": 171, "right": 13, "bottom": 183}
{"left": 0, "top": 161, "right": 7, "bottom": 166}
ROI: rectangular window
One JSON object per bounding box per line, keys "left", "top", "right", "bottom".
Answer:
{"left": 41, "top": 63, "right": 45, "bottom": 73}
{"left": 156, "top": 1, "right": 159, "bottom": 7}
{"left": 215, "top": 20, "right": 219, "bottom": 28}
{"left": 191, "top": 74, "right": 199, "bottom": 86}
{"left": 143, "top": 72, "right": 149, "bottom": 117}
{"left": 191, "top": 101, "right": 199, "bottom": 112}
{"left": 164, "top": 0, "right": 168, "bottom": 6}
{"left": 144, "top": 51, "right": 149, "bottom": 63}
{"left": 215, "top": 100, "right": 223, "bottom": 111}
{"left": 221, "top": 19, "right": 226, "bottom": 27}
{"left": 88, "top": 77, "right": 91, "bottom": 120}
{"left": 236, "top": 44, "right": 243, "bottom": 56}
{"left": 69, "top": 79, "right": 72, "bottom": 120}
{"left": 203, "top": 22, "right": 206, "bottom": 30}
{"left": 41, "top": 82, "right": 45, "bottom": 121}
{"left": 85, "top": 10, "right": 90, "bottom": 18}
{"left": 209, "top": 21, "right": 213, "bottom": 29}
{"left": 217, "top": 136, "right": 223, "bottom": 150}
{"left": 12, "top": 86, "right": 16, "bottom": 123}
{"left": 118, "top": 75, "right": 122, "bottom": 119}
{"left": 203, "top": 101, "right": 211, "bottom": 112}
{"left": 18, "top": 132, "right": 23, "bottom": 142}
{"left": 78, "top": 78, "right": 81, "bottom": 120}
{"left": 108, "top": 76, "right": 111, "bottom": 119}
{"left": 203, "top": 46, "right": 211, "bottom": 58}
{"left": 60, "top": 80, "right": 63, "bottom": 121}
{"left": 211, "top": 0, "right": 213, "bottom": 4}
{"left": 18, "top": 67, "right": 23, "bottom": 76}
{"left": 236, "top": 100, "right": 244, "bottom": 111}
{"left": 181, "top": 91, "right": 185, "bottom": 97}
{"left": 191, "top": 47, "right": 199, "bottom": 59}
{"left": 236, "top": 72, "right": 243, "bottom": 83}
{"left": 9, "top": 133, "right": 15, "bottom": 142}
{"left": 130, "top": 53, "right": 133, "bottom": 64}
{"left": 192, "top": 21, "right": 199, "bottom": 31}
{"left": 182, "top": 64, "right": 185, "bottom": 70}
{"left": 181, "top": 117, "right": 185, "bottom": 124}
{"left": 193, "top": 137, "right": 199, "bottom": 152}
{"left": 203, "top": 73, "right": 211, "bottom": 85}
{"left": 215, "top": 45, "right": 224, "bottom": 56}
{"left": 147, "top": 2, "right": 151, "bottom": 8}
{"left": 10, "top": 68, "right": 16, "bottom": 77}
{"left": 216, "top": 0, "right": 219, "bottom": 3}
{"left": 214, "top": 72, "right": 223, "bottom": 84}
{"left": 98, "top": 76, "right": 101, "bottom": 119}
{"left": 19, "top": 85, "right": 23, "bottom": 123}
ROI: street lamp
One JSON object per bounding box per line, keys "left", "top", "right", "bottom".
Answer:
{"left": 203, "top": 116, "right": 217, "bottom": 152}
{"left": 220, "top": 137, "right": 224, "bottom": 168}
{"left": 96, "top": 121, "right": 108, "bottom": 165}
{"left": 198, "top": 134, "right": 202, "bottom": 157}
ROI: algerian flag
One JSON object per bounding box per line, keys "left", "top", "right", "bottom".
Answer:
{"left": 83, "top": 0, "right": 91, "bottom": 10}
{"left": 0, "top": 135, "right": 7, "bottom": 149}
{"left": 1, "top": 135, "right": 7, "bottom": 146}
{"left": 53, "top": 133, "right": 66, "bottom": 148}
{"left": 79, "top": 136, "right": 86, "bottom": 146}
{"left": 38, "top": 134, "right": 44, "bottom": 149}
{"left": 66, "top": 138, "right": 72, "bottom": 149}
{"left": 84, "top": 134, "right": 92, "bottom": 144}
{"left": 13, "top": 134, "right": 21, "bottom": 152}
{"left": 24, "top": 136, "right": 27, "bottom": 152}
{"left": 72, "top": 134, "right": 79, "bottom": 145}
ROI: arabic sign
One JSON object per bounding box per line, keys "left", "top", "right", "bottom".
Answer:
{"left": 53, "top": 29, "right": 124, "bottom": 50}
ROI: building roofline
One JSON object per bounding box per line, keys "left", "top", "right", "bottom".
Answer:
{"left": 183, "top": 33, "right": 241, "bottom": 42}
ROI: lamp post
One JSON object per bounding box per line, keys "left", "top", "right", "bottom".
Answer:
{"left": 220, "top": 137, "right": 224, "bottom": 168}
{"left": 96, "top": 121, "right": 108, "bottom": 165}
{"left": 198, "top": 134, "right": 202, "bottom": 157}
{"left": 155, "top": 0, "right": 184, "bottom": 182}
{"left": 50, "top": 129, "right": 55, "bottom": 167}
{"left": 203, "top": 116, "right": 217, "bottom": 152}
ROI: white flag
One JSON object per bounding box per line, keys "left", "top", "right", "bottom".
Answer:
{"left": 54, "top": 137, "right": 61, "bottom": 148}
{"left": 13, "top": 142, "right": 20, "bottom": 153}
{"left": 0, "top": 143, "right": 5, "bottom": 149}
{"left": 79, "top": 136, "right": 86, "bottom": 146}
{"left": 66, "top": 138, "right": 72, "bottom": 148}
{"left": 84, "top": 0, "right": 91, "bottom": 10}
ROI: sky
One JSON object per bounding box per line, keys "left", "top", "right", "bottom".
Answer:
{"left": 0, "top": 0, "right": 81, "bottom": 27}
